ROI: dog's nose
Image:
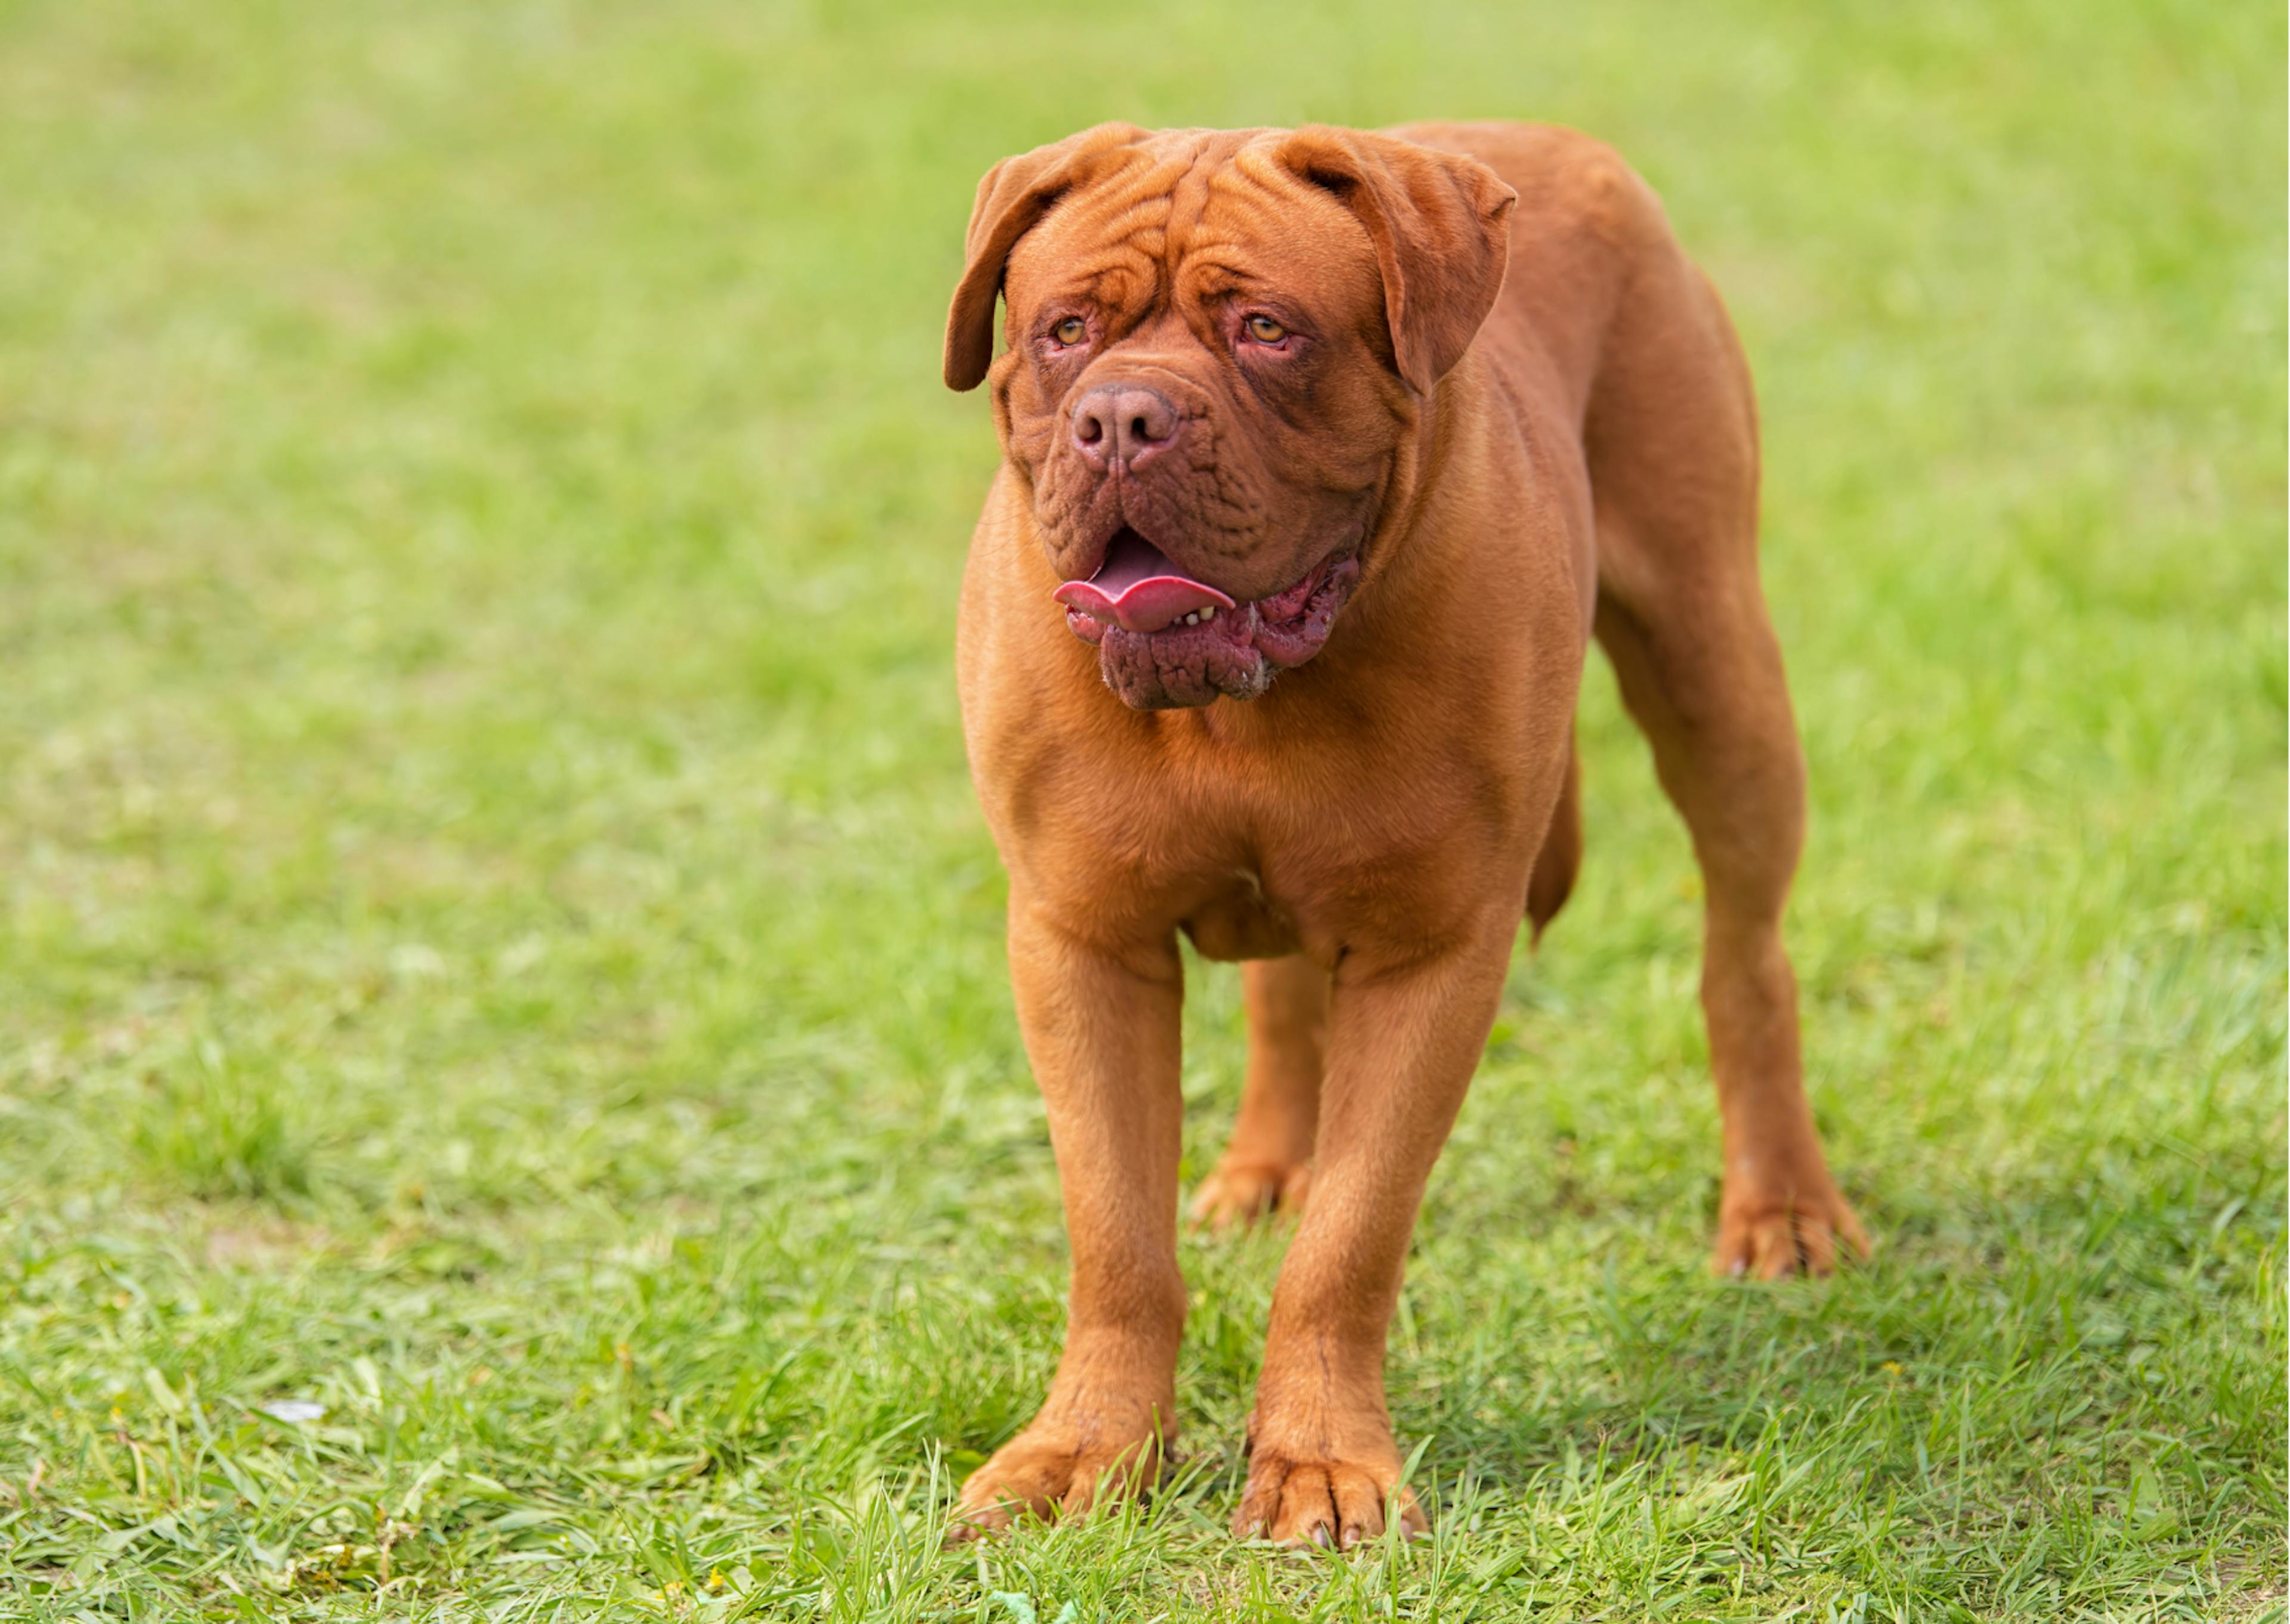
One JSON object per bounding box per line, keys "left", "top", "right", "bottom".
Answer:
{"left": 1071, "top": 385, "right": 1180, "bottom": 470}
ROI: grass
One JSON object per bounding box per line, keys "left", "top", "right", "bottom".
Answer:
{"left": 0, "top": 0, "right": 2282, "bottom": 1617}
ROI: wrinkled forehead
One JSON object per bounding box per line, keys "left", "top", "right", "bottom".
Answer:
{"left": 1002, "top": 132, "right": 1381, "bottom": 318}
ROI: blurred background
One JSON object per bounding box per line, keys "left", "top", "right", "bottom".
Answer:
{"left": 1, "top": 1, "right": 2282, "bottom": 1616}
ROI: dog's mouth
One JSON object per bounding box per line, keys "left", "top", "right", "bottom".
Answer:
{"left": 1053, "top": 528, "right": 1236, "bottom": 634}
{"left": 1053, "top": 528, "right": 1360, "bottom": 709}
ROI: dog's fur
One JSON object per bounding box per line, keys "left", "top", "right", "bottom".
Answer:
{"left": 943, "top": 121, "right": 1866, "bottom": 1546}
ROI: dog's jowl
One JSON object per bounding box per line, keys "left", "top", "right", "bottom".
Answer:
{"left": 943, "top": 121, "right": 1867, "bottom": 1547}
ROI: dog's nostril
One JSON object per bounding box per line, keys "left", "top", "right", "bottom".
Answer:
{"left": 1073, "top": 385, "right": 1178, "bottom": 461}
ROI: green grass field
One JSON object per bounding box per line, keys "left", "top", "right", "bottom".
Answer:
{"left": 1, "top": 1, "right": 2283, "bottom": 1617}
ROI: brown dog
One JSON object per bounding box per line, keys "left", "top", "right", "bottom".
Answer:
{"left": 942, "top": 120, "right": 1867, "bottom": 1547}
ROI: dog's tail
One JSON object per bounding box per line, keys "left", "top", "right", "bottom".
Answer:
{"left": 1526, "top": 732, "right": 1582, "bottom": 945}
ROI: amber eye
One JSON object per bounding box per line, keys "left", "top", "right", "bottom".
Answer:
{"left": 1243, "top": 314, "right": 1288, "bottom": 343}
{"left": 1053, "top": 317, "right": 1088, "bottom": 345}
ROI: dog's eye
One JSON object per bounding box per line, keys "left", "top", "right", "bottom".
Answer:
{"left": 1053, "top": 317, "right": 1088, "bottom": 346}
{"left": 1243, "top": 314, "right": 1287, "bottom": 344}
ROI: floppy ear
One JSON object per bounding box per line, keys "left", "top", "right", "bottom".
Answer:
{"left": 1271, "top": 127, "right": 1517, "bottom": 393}
{"left": 943, "top": 123, "right": 1149, "bottom": 392}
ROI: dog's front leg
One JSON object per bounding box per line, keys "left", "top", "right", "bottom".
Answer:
{"left": 1234, "top": 919, "right": 1515, "bottom": 1547}
{"left": 949, "top": 897, "right": 1187, "bottom": 1539}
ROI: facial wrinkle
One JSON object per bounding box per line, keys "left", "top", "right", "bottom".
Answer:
{"left": 1162, "top": 134, "right": 1224, "bottom": 295}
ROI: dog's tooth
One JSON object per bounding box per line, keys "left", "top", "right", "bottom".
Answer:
{"left": 1202, "top": 605, "right": 1216, "bottom": 621}
{"left": 1185, "top": 612, "right": 1199, "bottom": 625}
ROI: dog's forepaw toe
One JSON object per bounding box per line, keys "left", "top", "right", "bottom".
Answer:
{"left": 946, "top": 1426, "right": 1169, "bottom": 1543}
{"left": 1233, "top": 1449, "right": 1424, "bottom": 1548}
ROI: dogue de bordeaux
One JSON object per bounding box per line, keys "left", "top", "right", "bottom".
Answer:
{"left": 940, "top": 120, "right": 1867, "bottom": 1547}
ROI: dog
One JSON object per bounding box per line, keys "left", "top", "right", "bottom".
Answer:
{"left": 941, "top": 120, "right": 1867, "bottom": 1547}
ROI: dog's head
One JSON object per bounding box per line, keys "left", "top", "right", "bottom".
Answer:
{"left": 945, "top": 124, "right": 1515, "bottom": 709}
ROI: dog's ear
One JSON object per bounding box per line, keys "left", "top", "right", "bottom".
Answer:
{"left": 1271, "top": 128, "right": 1517, "bottom": 393}
{"left": 943, "top": 123, "right": 1149, "bottom": 392}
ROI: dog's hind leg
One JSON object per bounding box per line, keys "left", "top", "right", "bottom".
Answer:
{"left": 1592, "top": 584, "right": 1865, "bottom": 1278}
{"left": 1585, "top": 240, "right": 1867, "bottom": 1278}
{"left": 1189, "top": 954, "right": 1325, "bottom": 1229}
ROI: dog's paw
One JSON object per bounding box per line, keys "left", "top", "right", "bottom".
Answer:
{"left": 1233, "top": 1445, "right": 1425, "bottom": 1548}
{"left": 945, "top": 1424, "right": 1170, "bottom": 1543}
{"left": 1189, "top": 1158, "right": 1311, "bottom": 1231}
{"left": 1714, "top": 1180, "right": 1870, "bottom": 1279}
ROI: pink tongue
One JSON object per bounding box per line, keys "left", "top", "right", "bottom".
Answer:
{"left": 1053, "top": 528, "right": 1235, "bottom": 633}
